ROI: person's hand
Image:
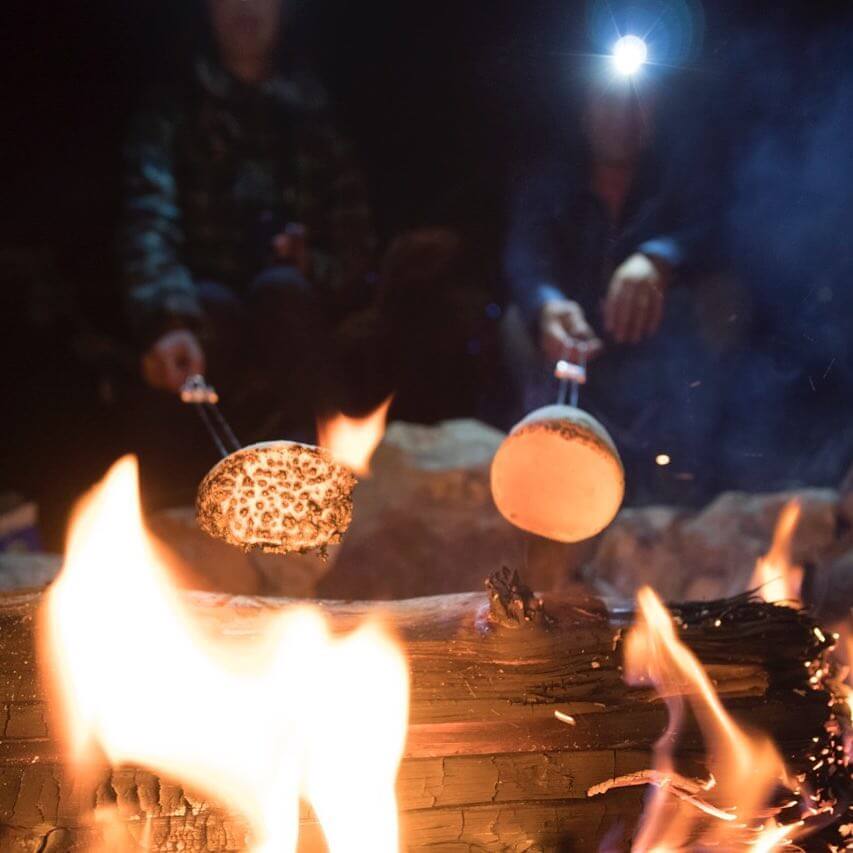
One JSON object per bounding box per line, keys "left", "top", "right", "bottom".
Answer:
{"left": 603, "top": 253, "right": 671, "bottom": 345}
{"left": 272, "top": 222, "right": 311, "bottom": 276}
{"left": 141, "top": 329, "right": 206, "bottom": 393}
{"left": 539, "top": 298, "right": 603, "bottom": 363}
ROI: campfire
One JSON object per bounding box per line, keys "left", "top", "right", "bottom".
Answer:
{"left": 41, "top": 457, "right": 408, "bottom": 851}
{"left": 0, "top": 449, "right": 845, "bottom": 849}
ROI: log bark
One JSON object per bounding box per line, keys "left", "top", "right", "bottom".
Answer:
{"left": 0, "top": 575, "right": 837, "bottom": 851}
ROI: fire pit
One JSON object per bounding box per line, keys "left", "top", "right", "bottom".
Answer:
{"left": 0, "top": 452, "right": 846, "bottom": 851}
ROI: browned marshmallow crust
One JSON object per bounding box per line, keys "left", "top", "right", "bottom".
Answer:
{"left": 197, "top": 441, "right": 357, "bottom": 554}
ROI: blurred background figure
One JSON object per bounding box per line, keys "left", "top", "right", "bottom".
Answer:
{"left": 504, "top": 32, "right": 723, "bottom": 505}
{"left": 4, "top": 0, "right": 853, "bottom": 547}
{"left": 121, "top": 0, "right": 376, "bottom": 504}
{"left": 120, "top": 0, "right": 506, "bottom": 506}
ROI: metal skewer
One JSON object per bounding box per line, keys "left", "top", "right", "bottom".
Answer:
{"left": 554, "top": 342, "right": 588, "bottom": 408}
{"left": 180, "top": 375, "right": 241, "bottom": 458}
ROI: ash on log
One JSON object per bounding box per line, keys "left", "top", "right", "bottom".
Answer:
{"left": 0, "top": 568, "right": 842, "bottom": 851}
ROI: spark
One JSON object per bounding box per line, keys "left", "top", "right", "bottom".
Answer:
{"left": 555, "top": 710, "right": 576, "bottom": 726}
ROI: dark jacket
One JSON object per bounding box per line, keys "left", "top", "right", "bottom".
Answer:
{"left": 119, "top": 58, "right": 374, "bottom": 344}
{"left": 505, "top": 149, "right": 708, "bottom": 330}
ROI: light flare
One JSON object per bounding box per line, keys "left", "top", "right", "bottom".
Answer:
{"left": 612, "top": 35, "right": 648, "bottom": 76}
{"left": 624, "top": 587, "right": 791, "bottom": 851}
{"left": 749, "top": 500, "right": 803, "bottom": 606}
{"left": 40, "top": 456, "right": 409, "bottom": 852}
{"left": 317, "top": 396, "right": 393, "bottom": 476}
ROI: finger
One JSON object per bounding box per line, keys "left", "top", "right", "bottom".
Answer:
{"left": 185, "top": 341, "right": 206, "bottom": 376}
{"left": 626, "top": 288, "right": 652, "bottom": 344}
{"left": 192, "top": 348, "right": 206, "bottom": 376}
{"left": 603, "top": 289, "right": 617, "bottom": 336}
{"left": 645, "top": 289, "right": 664, "bottom": 338}
{"left": 584, "top": 335, "right": 605, "bottom": 360}
{"left": 611, "top": 286, "right": 636, "bottom": 344}
{"left": 163, "top": 359, "right": 189, "bottom": 393}
{"left": 563, "top": 305, "right": 594, "bottom": 342}
{"left": 141, "top": 353, "right": 165, "bottom": 390}
{"left": 543, "top": 320, "right": 572, "bottom": 361}
{"left": 557, "top": 318, "right": 587, "bottom": 361}
{"left": 162, "top": 346, "right": 196, "bottom": 393}
{"left": 273, "top": 233, "right": 293, "bottom": 259}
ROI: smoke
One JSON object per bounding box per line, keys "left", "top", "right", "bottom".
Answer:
{"left": 719, "top": 15, "right": 853, "bottom": 488}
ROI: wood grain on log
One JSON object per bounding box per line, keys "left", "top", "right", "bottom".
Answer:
{"left": 0, "top": 582, "right": 835, "bottom": 851}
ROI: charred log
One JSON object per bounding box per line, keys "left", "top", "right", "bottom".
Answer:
{"left": 0, "top": 578, "right": 842, "bottom": 851}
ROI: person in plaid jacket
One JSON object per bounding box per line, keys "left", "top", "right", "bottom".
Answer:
{"left": 120, "top": 0, "right": 374, "bottom": 419}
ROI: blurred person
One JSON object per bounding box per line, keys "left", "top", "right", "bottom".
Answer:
{"left": 505, "top": 68, "right": 722, "bottom": 504}
{"left": 121, "top": 0, "right": 374, "bottom": 424}
{"left": 119, "top": 0, "right": 376, "bottom": 506}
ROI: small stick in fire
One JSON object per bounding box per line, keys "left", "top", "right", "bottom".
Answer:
{"left": 588, "top": 770, "right": 737, "bottom": 823}
{"left": 554, "top": 710, "right": 576, "bottom": 725}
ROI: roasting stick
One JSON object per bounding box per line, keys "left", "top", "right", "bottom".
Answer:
{"left": 180, "top": 374, "right": 241, "bottom": 458}
{"left": 555, "top": 342, "right": 588, "bottom": 408}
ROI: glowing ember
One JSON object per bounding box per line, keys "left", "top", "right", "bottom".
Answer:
{"left": 841, "top": 629, "right": 853, "bottom": 757}
{"left": 751, "top": 818, "right": 803, "bottom": 851}
{"left": 749, "top": 500, "right": 803, "bottom": 606}
{"left": 847, "top": 633, "right": 853, "bottom": 719}
{"left": 317, "top": 396, "right": 392, "bottom": 476}
{"left": 623, "top": 587, "right": 791, "bottom": 850}
{"left": 40, "top": 456, "right": 409, "bottom": 852}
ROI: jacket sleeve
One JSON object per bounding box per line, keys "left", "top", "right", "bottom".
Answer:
{"left": 504, "top": 165, "right": 566, "bottom": 330}
{"left": 634, "top": 128, "right": 722, "bottom": 277}
{"left": 636, "top": 217, "right": 710, "bottom": 272}
{"left": 118, "top": 104, "right": 203, "bottom": 345}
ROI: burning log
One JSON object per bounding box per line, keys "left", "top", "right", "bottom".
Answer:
{"left": 0, "top": 566, "right": 842, "bottom": 850}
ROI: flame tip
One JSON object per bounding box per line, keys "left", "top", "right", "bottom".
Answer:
{"left": 317, "top": 396, "right": 392, "bottom": 476}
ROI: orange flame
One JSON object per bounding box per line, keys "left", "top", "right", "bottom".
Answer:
{"left": 40, "top": 456, "right": 409, "bottom": 852}
{"left": 91, "top": 805, "right": 152, "bottom": 853}
{"left": 749, "top": 500, "right": 803, "bottom": 606}
{"left": 625, "top": 587, "right": 791, "bottom": 851}
{"left": 317, "top": 397, "right": 392, "bottom": 476}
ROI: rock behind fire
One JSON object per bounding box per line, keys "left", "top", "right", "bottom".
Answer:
{"left": 590, "top": 488, "right": 838, "bottom": 601}
{"left": 317, "top": 419, "right": 529, "bottom": 598}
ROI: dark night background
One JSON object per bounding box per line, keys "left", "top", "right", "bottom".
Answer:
{"left": 3, "top": 0, "right": 853, "bottom": 545}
